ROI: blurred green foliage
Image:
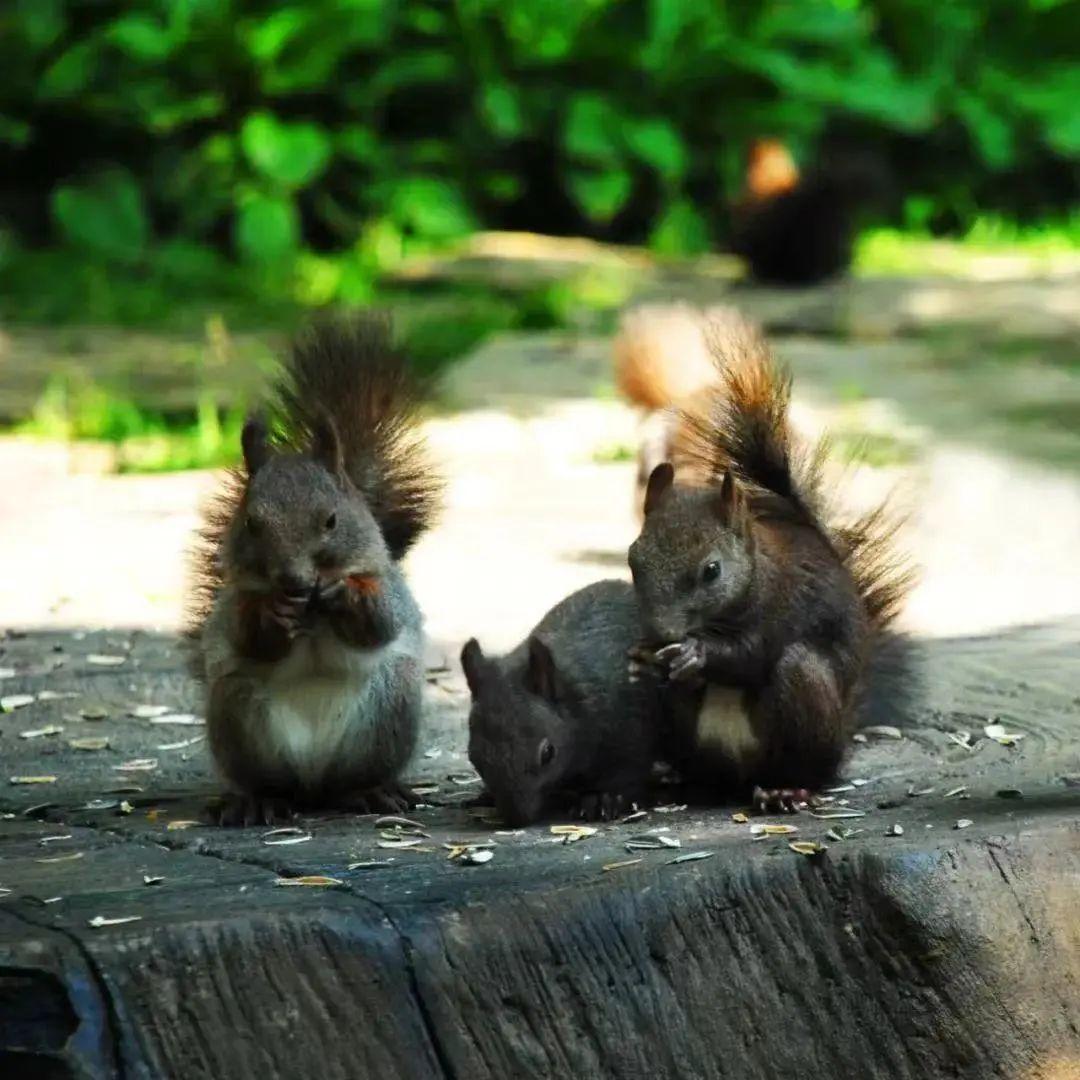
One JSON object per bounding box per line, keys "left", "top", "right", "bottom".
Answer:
{"left": 0, "top": 0, "right": 1076, "bottom": 322}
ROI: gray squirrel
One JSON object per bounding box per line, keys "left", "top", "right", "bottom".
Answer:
{"left": 461, "top": 580, "right": 660, "bottom": 825}
{"left": 186, "top": 316, "right": 441, "bottom": 826}
{"left": 627, "top": 311, "right": 916, "bottom": 811}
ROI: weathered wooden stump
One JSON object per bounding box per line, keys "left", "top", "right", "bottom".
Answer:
{"left": 2, "top": 622, "right": 1079, "bottom": 1079}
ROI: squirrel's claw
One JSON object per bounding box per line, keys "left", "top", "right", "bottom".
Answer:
{"left": 752, "top": 785, "right": 813, "bottom": 815}
{"left": 209, "top": 794, "right": 297, "bottom": 828}
{"left": 349, "top": 782, "right": 418, "bottom": 815}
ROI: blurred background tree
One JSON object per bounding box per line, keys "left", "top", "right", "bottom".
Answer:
{"left": 0, "top": 0, "right": 1077, "bottom": 324}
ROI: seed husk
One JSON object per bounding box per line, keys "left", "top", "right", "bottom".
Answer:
{"left": 603, "top": 858, "right": 643, "bottom": 872}
{"left": 10, "top": 776, "right": 57, "bottom": 785}
{"left": 984, "top": 723, "right": 1025, "bottom": 746}
{"left": 862, "top": 725, "right": 902, "bottom": 740}
{"left": 668, "top": 851, "right": 714, "bottom": 864}
{"left": 377, "top": 836, "right": 424, "bottom": 849}
{"left": 88, "top": 914, "right": 142, "bottom": 927}
{"left": 131, "top": 705, "right": 170, "bottom": 718}
{"left": 70, "top": 736, "right": 110, "bottom": 751}
{"left": 113, "top": 758, "right": 158, "bottom": 773}
{"left": 157, "top": 735, "right": 205, "bottom": 751}
{"left": 347, "top": 860, "right": 394, "bottom": 870}
{"left": 87, "top": 654, "right": 126, "bottom": 667}
{"left": 143, "top": 875, "right": 164, "bottom": 886}
{"left": 262, "top": 827, "right": 312, "bottom": 846}
{"left": 809, "top": 809, "right": 867, "bottom": 820}
{"left": 886, "top": 824, "right": 904, "bottom": 837}
{"left": 790, "top": 841, "right": 827, "bottom": 856}
{"left": 944, "top": 786, "right": 968, "bottom": 798}
{"left": 149, "top": 713, "right": 203, "bottom": 726}
{"left": 954, "top": 818, "right": 974, "bottom": 830}
{"left": 1, "top": 694, "right": 35, "bottom": 711}
{"left": 460, "top": 848, "right": 493, "bottom": 865}
{"left": 36, "top": 851, "right": 84, "bottom": 864}
{"left": 80, "top": 706, "right": 109, "bottom": 721}
{"left": 275, "top": 876, "right": 343, "bottom": 887}
{"left": 20, "top": 725, "right": 64, "bottom": 739}
{"left": 750, "top": 823, "right": 799, "bottom": 836}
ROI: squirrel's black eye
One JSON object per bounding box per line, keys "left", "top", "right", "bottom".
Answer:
{"left": 324, "top": 511, "right": 337, "bottom": 531}
{"left": 701, "top": 560, "right": 722, "bottom": 584}
{"left": 538, "top": 739, "right": 556, "bottom": 768}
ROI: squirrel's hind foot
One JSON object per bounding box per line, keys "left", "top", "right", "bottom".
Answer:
{"left": 751, "top": 785, "right": 815, "bottom": 815}
{"left": 209, "top": 794, "right": 297, "bottom": 828}
{"left": 347, "top": 782, "right": 418, "bottom": 815}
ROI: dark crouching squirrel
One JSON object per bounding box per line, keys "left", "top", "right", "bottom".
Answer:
{"left": 461, "top": 580, "right": 659, "bottom": 825}
{"left": 627, "top": 314, "right": 915, "bottom": 810}
{"left": 186, "top": 316, "right": 441, "bottom": 826}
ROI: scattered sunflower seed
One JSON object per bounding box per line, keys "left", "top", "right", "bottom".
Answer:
{"left": 984, "top": 723, "right": 1025, "bottom": 747}
{"left": 130, "top": 705, "right": 171, "bottom": 718}
{"left": 83, "top": 798, "right": 119, "bottom": 811}
{"left": 10, "top": 776, "right": 57, "bottom": 785}
{"left": 954, "top": 819, "right": 974, "bottom": 830}
{"left": 790, "top": 841, "right": 827, "bottom": 856}
{"left": 886, "top": 824, "right": 904, "bottom": 837}
{"left": 347, "top": 860, "right": 394, "bottom": 870}
{"left": 809, "top": 809, "right": 867, "bottom": 820}
{"left": 550, "top": 824, "right": 598, "bottom": 842}
{"left": 851, "top": 778, "right": 872, "bottom": 787}
{"left": 1, "top": 694, "right": 35, "bottom": 711}
{"left": 447, "top": 772, "right": 481, "bottom": 786}
{"left": 947, "top": 731, "right": 976, "bottom": 751}
{"left": 374, "top": 815, "right": 425, "bottom": 830}
{"left": 0, "top": 667, "right": 15, "bottom": 679}
{"left": 654, "top": 803, "right": 689, "bottom": 814}
{"left": 603, "top": 858, "right": 643, "bottom": 872}
{"left": 459, "top": 848, "right": 493, "bottom": 865}
{"left": 824, "top": 784, "right": 855, "bottom": 794}
{"left": 37, "top": 691, "right": 76, "bottom": 702}
{"left": 20, "top": 725, "right": 64, "bottom": 739}
{"left": 88, "top": 914, "right": 142, "bottom": 927}
{"left": 750, "top": 823, "right": 798, "bottom": 836}
{"left": 422, "top": 748, "right": 443, "bottom": 759}
{"left": 157, "top": 735, "right": 206, "bottom": 752}
{"left": 38, "top": 834, "right": 72, "bottom": 846}
{"left": 620, "top": 809, "right": 648, "bottom": 823}
{"left": 731, "top": 812, "right": 749, "bottom": 824}
{"left": 275, "top": 876, "right": 343, "bottom": 887}
{"left": 36, "top": 851, "right": 84, "bottom": 864}
{"left": 669, "top": 851, "right": 714, "bottom": 864}
{"left": 43, "top": 896, "right": 62, "bottom": 904}
{"left": 377, "top": 836, "right": 424, "bottom": 849}
{"left": 143, "top": 875, "right": 164, "bottom": 886}
{"left": 862, "top": 725, "right": 902, "bottom": 740}
{"left": 411, "top": 783, "right": 440, "bottom": 797}
{"left": 625, "top": 833, "right": 681, "bottom": 851}
{"left": 113, "top": 759, "right": 158, "bottom": 773}
{"left": 69, "top": 737, "right": 109, "bottom": 751}
{"left": 262, "top": 827, "right": 312, "bottom": 846}
{"left": 826, "top": 827, "right": 862, "bottom": 842}
{"left": 907, "top": 786, "right": 934, "bottom": 797}
{"left": 996, "top": 788, "right": 1023, "bottom": 799}
{"left": 80, "top": 706, "right": 109, "bottom": 721}
{"left": 87, "top": 655, "right": 126, "bottom": 667}
{"left": 944, "top": 786, "right": 969, "bottom": 798}
{"left": 119, "top": 800, "right": 134, "bottom": 814}
{"left": 165, "top": 820, "right": 200, "bottom": 831}
{"left": 149, "top": 713, "right": 203, "bottom": 726}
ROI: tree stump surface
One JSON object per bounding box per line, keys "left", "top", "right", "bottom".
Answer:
{"left": 1, "top": 622, "right": 1079, "bottom": 1079}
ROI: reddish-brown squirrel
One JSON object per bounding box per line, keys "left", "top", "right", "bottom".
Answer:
{"left": 613, "top": 303, "right": 748, "bottom": 515}
{"left": 626, "top": 312, "right": 916, "bottom": 810}
{"left": 186, "top": 315, "right": 442, "bottom": 826}
{"left": 730, "top": 137, "right": 886, "bottom": 285}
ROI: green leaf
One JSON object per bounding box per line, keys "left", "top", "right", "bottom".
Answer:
{"left": 109, "top": 15, "right": 175, "bottom": 60}
{"left": 19, "top": 0, "right": 66, "bottom": 48}
{"left": 338, "top": 125, "right": 380, "bottom": 163}
{"left": 388, "top": 177, "right": 475, "bottom": 240}
{"left": 240, "top": 112, "right": 332, "bottom": 188}
{"left": 567, "top": 168, "right": 632, "bottom": 223}
{"left": 564, "top": 94, "right": 624, "bottom": 164}
{"left": 649, "top": 198, "right": 710, "bottom": 256}
{"left": 245, "top": 8, "right": 310, "bottom": 61}
{"left": 481, "top": 84, "right": 524, "bottom": 139}
{"left": 235, "top": 192, "right": 299, "bottom": 263}
{"left": 956, "top": 93, "right": 1014, "bottom": 169}
{"left": 52, "top": 170, "right": 148, "bottom": 263}
{"left": 39, "top": 41, "right": 98, "bottom": 99}
{"left": 625, "top": 118, "right": 687, "bottom": 182}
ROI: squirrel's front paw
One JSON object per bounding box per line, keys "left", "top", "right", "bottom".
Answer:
{"left": 348, "top": 782, "right": 418, "bottom": 815}
{"left": 268, "top": 592, "right": 311, "bottom": 637}
{"left": 752, "top": 785, "right": 817, "bottom": 815}
{"left": 572, "top": 790, "right": 636, "bottom": 821}
{"left": 654, "top": 638, "right": 707, "bottom": 683}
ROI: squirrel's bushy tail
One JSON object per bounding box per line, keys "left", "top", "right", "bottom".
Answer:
{"left": 673, "top": 311, "right": 826, "bottom": 523}
{"left": 277, "top": 315, "right": 441, "bottom": 560}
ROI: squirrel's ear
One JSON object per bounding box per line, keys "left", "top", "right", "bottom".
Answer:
{"left": 643, "top": 462, "right": 675, "bottom": 517}
{"left": 241, "top": 415, "right": 269, "bottom": 476}
{"left": 460, "top": 638, "right": 485, "bottom": 697}
{"left": 525, "top": 636, "right": 560, "bottom": 703}
{"left": 311, "top": 413, "right": 343, "bottom": 476}
{"left": 714, "top": 471, "right": 752, "bottom": 539}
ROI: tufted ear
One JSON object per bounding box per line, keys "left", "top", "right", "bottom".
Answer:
{"left": 241, "top": 415, "right": 270, "bottom": 476}
{"left": 713, "top": 471, "right": 753, "bottom": 544}
{"left": 643, "top": 462, "right": 675, "bottom": 517}
{"left": 460, "top": 638, "right": 486, "bottom": 697}
{"left": 525, "top": 636, "right": 560, "bottom": 703}
{"left": 311, "top": 412, "right": 343, "bottom": 476}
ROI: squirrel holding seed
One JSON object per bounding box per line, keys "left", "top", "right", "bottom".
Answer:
{"left": 462, "top": 580, "right": 660, "bottom": 825}
{"left": 626, "top": 311, "right": 916, "bottom": 810}
{"left": 186, "top": 316, "right": 441, "bottom": 825}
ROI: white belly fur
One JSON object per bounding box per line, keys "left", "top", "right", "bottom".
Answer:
{"left": 261, "top": 631, "right": 391, "bottom": 786}
{"left": 697, "top": 685, "right": 759, "bottom": 766}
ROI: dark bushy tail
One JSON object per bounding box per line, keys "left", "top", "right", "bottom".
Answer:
{"left": 674, "top": 311, "right": 826, "bottom": 524}
{"left": 277, "top": 315, "right": 441, "bottom": 560}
